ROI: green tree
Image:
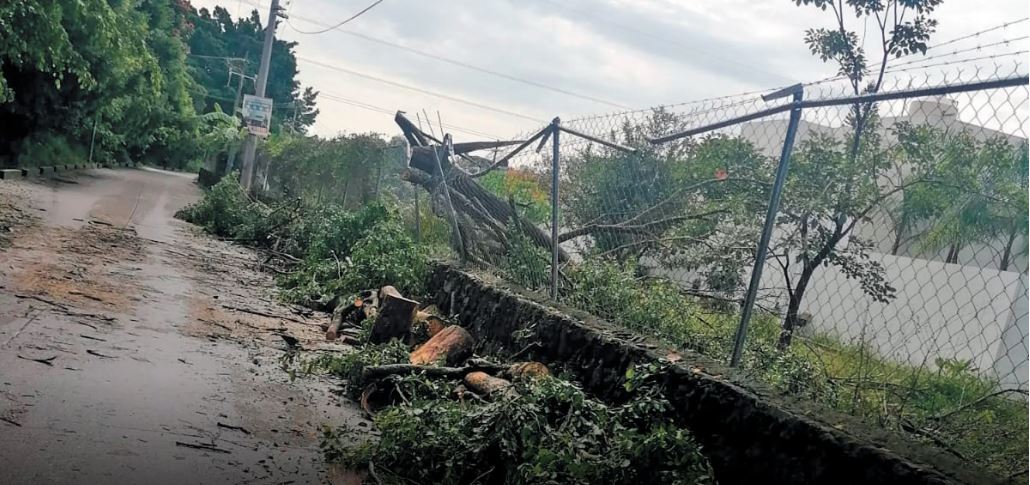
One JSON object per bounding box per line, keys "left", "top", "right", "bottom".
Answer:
{"left": 775, "top": 0, "right": 944, "bottom": 348}
{"left": 562, "top": 108, "right": 771, "bottom": 296}
{"left": 891, "top": 123, "right": 1029, "bottom": 270}
{"left": 0, "top": 0, "right": 201, "bottom": 167}
{"left": 186, "top": 6, "right": 318, "bottom": 134}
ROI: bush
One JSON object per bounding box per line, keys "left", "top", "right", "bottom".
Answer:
{"left": 500, "top": 220, "right": 550, "bottom": 290}
{"left": 178, "top": 178, "right": 430, "bottom": 307}
{"left": 17, "top": 133, "right": 88, "bottom": 167}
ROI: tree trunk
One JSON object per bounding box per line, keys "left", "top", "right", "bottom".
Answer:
{"left": 891, "top": 226, "right": 903, "bottom": 255}
{"left": 369, "top": 286, "right": 419, "bottom": 344}
{"left": 507, "top": 361, "right": 550, "bottom": 380}
{"left": 327, "top": 290, "right": 378, "bottom": 341}
{"left": 409, "top": 325, "right": 474, "bottom": 365}
{"left": 945, "top": 243, "right": 960, "bottom": 264}
{"left": 1000, "top": 226, "right": 1017, "bottom": 272}
{"left": 778, "top": 264, "right": 815, "bottom": 350}
{"left": 463, "top": 371, "right": 512, "bottom": 396}
{"left": 408, "top": 309, "right": 447, "bottom": 346}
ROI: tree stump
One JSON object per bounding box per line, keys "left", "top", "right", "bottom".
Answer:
{"left": 368, "top": 286, "right": 419, "bottom": 344}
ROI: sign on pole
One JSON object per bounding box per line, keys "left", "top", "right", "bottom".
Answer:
{"left": 242, "top": 95, "right": 273, "bottom": 137}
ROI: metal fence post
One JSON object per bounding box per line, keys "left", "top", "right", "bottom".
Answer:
{"left": 730, "top": 84, "right": 804, "bottom": 367}
{"left": 550, "top": 117, "right": 561, "bottom": 301}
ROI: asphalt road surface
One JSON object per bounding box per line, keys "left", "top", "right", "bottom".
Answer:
{"left": 0, "top": 168, "right": 364, "bottom": 484}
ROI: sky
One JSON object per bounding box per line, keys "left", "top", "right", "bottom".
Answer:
{"left": 186, "top": 0, "right": 1029, "bottom": 140}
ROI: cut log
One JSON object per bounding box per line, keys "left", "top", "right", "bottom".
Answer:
{"left": 326, "top": 301, "right": 356, "bottom": 341}
{"left": 368, "top": 286, "right": 419, "bottom": 344}
{"left": 463, "top": 371, "right": 512, "bottom": 396}
{"left": 326, "top": 290, "right": 377, "bottom": 341}
{"left": 507, "top": 362, "right": 550, "bottom": 380}
{"left": 409, "top": 325, "right": 474, "bottom": 365}
{"left": 408, "top": 309, "right": 448, "bottom": 346}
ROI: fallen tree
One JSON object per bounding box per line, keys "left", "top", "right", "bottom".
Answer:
{"left": 395, "top": 112, "right": 567, "bottom": 266}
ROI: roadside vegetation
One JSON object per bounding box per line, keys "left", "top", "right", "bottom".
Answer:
{"left": 179, "top": 166, "right": 1027, "bottom": 480}
{"left": 170, "top": 0, "right": 1026, "bottom": 480}
{"left": 0, "top": 1, "right": 317, "bottom": 170}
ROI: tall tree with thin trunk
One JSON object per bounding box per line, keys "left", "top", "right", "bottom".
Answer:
{"left": 774, "top": 0, "right": 943, "bottom": 349}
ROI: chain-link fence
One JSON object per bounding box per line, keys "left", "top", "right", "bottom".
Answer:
{"left": 426, "top": 61, "right": 1027, "bottom": 477}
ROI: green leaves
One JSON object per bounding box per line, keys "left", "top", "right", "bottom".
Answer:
{"left": 320, "top": 359, "right": 714, "bottom": 485}
{"left": 0, "top": 0, "right": 201, "bottom": 167}
{"left": 795, "top": 0, "right": 942, "bottom": 93}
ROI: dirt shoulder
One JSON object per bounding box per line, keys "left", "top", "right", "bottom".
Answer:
{"left": 0, "top": 170, "right": 365, "bottom": 485}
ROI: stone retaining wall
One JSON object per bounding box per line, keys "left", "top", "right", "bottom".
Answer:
{"left": 0, "top": 163, "right": 137, "bottom": 179}
{"left": 428, "top": 263, "right": 998, "bottom": 485}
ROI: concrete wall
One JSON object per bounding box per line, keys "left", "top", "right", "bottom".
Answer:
{"left": 429, "top": 263, "right": 993, "bottom": 484}
{"left": 729, "top": 99, "right": 1029, "bottom": 386}
{"left": 797, "top": 252, "right": 1028, "bottom": 388}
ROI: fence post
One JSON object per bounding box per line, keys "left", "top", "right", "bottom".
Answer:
{"left": 549, "top": 117, "right": 561, "bottom": 301}
{"left": 730, "top": 84, "right": 804, "bottom": 367}
{"left": 434, "top": 134, "right": 467, "bottom": 261}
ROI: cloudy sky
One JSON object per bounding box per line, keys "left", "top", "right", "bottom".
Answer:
{"left": 188, "top": 0, "right": 1029, "bottom": 139}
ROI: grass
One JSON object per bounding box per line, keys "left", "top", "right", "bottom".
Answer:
{"left": 559, "top": 258, "right": 1028, "bottom": 479}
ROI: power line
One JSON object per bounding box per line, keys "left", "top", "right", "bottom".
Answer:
{"left": 535, "top": 0, "right": 796, "bottom": 84}
{"left": 319, "top": 92, "right": 503, "bottom": 139}
{"left": 241, "top": 0, "right": 631, "bottom": 109}
{"left": 287, "top": 0, "right": 384, "bottom": 35}
{"left": 296, "top": 56, "right": 546, "bottom": 123}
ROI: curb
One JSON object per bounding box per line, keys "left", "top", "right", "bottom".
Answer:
{"left": 0, "top": 162, "right": 139, "bottom": 180}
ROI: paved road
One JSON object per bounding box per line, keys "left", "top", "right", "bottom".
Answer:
{"left": 0, "top": 168, "right": 363, "bottom": 484}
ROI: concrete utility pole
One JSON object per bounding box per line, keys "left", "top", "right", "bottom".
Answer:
{"left": 239, "top": 0, "right": 283, "bottom": 191}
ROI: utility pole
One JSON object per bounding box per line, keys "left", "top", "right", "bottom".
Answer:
{"left": 225, "top": 64, "right": 255, "bottom": 175}
{"left": 239, "top": 0, "right": 283, "bottom": 191}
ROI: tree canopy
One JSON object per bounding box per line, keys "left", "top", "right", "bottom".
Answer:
{"left": 0, "top": 1, "right": 319, "bottom": 169}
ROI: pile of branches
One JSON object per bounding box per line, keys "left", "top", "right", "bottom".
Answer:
{"left": 321, "top": 285, "right": 550, "bottom": 408}
{"left": 313, "top": 285, "right": 715, "bottom": 485}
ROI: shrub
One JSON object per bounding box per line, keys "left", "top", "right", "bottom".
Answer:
{"left": 176, "top": 176, "right": 256, "bottom": 237}
{"left": 321, "top": 361, "right": 714, "bottom": 485}
{"left": 500, "top": 220, "right": 550, "bottom": 290}
{"left": 179, "top": 180, "right": 429, "bottom": 307}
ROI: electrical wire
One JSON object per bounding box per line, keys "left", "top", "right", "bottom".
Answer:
{"left": 296, "top": 56, "right": 546, "bottom": 123}
{"left": 287, "top": 0, "right": 384, "bottom": 35}
{"left": 239, "top": 0, "right": 631, "bottom": 109}
{"left": 318, "top": 92, "right": 503, "bottom": 139}
{"left": 535, "top": 0, "right": 797, "bottom": 84}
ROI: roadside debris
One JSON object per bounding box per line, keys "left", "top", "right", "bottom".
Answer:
{"left": 17, "top": 354, "right": 56, "bottom": 366}
{"left": 174, "top": 441, "right": 232, "bottom": 454}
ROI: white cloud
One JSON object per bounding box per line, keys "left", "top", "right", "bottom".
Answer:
{"left": 188, "top": 0, "right": 1028, "bottom": 139}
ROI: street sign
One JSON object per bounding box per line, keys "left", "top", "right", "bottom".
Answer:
{"left": 242, "top": 95, "right": 273, "bottom": 137}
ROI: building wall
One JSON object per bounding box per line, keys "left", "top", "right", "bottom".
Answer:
{"left": 797, "top": 252, "right": 1028, "bottom": 388}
